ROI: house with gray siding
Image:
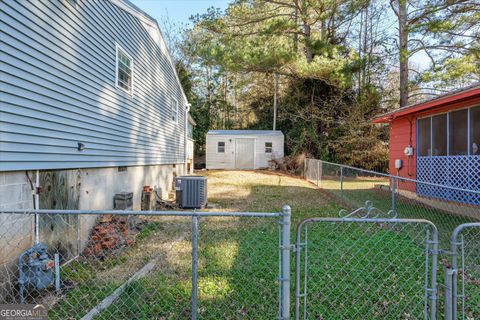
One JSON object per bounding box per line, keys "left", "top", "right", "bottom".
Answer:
{"left": 0, "top": 0, "right": 191, "bottom": 277}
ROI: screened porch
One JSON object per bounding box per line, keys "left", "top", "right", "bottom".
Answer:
{"left": 416, "top": 106, "right": 480, "bottom": 205}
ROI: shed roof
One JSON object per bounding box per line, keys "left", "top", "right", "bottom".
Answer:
{"left": 207, "top": 130, "right": 283, "bottom": 136}
{"left": 373, "top": 83, "right": 480, "bottom": 123}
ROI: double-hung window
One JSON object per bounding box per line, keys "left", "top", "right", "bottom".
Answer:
{"left": 171, "top": 97, "right": 179, "bottom": 123}
{"left": 116, "top": 44, "right": 133, "bottom": 95}
{"left": 217, "top": 142, "right": 225, "bottom": 153}
{"left": 265, "top": 142, "right": 273, "bottom": 153}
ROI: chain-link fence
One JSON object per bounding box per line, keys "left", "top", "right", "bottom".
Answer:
{"left": 294, "top": 217, "right": 439, "bottom": 320}
{"left": 303, "top": 158, "right": 479, "bottom": 319}
{"left": 1, "top": 161, "right": 479, "bottom": 319}
{"left": 0, "top": 209, "right": 291, "bottom": 319}
{"left": 304, "top": 159, "right": 479, "bottom": 245}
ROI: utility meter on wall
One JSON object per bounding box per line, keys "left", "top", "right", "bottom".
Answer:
{"left": 395, "top": 159, "right": 403, "bottom": 169}
{"left": 404, "top": 146, "right": 414, "bottom": 157}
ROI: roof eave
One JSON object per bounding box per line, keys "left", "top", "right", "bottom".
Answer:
{"left": 372, "top": 116, "right": 392, "bottom": 124}
{"left": 372, "top": 86, "right": 480, "bottom": 123}
{"left": 109, "top": 0, "right": 190, "bottom": 106}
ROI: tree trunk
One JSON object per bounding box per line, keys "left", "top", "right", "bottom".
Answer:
{"left": 224, "top": 74, "right": 228, "bottom": 129}
{"left": 358, "top": 9, "right": 363, "bottom": 92}
{"left": 362, "top": 5, "right": 368, "bottom": 90}
{"left": 293, "top": 0, "right": 299, "bottom": 52}
{"left": 398, "top": 0, "right": 409, "bottom": 108}
{"left": 321, "top": 18, "right": 326, "bottom": 42}
{"left": 206, "top": 65, "right": 213, "bottom": 129}
{"left": 222, "top": 74, "right": 226, "bottom": 129}
{"left": 233, "top": 75, "right": 237, "bottom": 127}
{"left": 303, "top": 23, "right": 313, "bottom": 63}
{"left": 273, "top": 73, "right": 278, "bottom": 130}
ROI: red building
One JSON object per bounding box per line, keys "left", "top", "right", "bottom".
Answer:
{"left": 373, "top": 84, "right": 480, "bottom": 204}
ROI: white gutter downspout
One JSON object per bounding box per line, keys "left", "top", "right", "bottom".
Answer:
{"left": 34, "top": 170, "right": 40, "bottom": 244}
{"left": 184, "top": 103, "right": 191, "bottom": 175}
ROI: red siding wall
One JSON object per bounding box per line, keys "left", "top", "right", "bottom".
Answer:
{"left": 389, "top": 117, "right": 416, "bottom": 191}
{"left": 388, "top": 95, "right": 480, "bottom": 192}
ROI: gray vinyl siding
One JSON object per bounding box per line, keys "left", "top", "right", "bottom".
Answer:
{"left": 0, "top": 0, "right": 187, "bottom": 171}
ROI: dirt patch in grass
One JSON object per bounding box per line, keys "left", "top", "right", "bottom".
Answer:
{"left": 48, "top": 217, "right": 192, "bottom": 319}
{"left": 201, "top": 170, "right": 340, "bottom": 219}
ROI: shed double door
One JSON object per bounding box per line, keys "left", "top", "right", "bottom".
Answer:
{"left": 235, "top": 138, "right": 255, "bottom": 169}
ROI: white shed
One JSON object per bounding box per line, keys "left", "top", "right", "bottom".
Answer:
{"left": 206, "top": 130, "right": 284, "bottom": 170}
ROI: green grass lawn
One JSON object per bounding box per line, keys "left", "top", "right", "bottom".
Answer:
{"left": 297, "top": 222, "right": 431, "bottom": 319}
{"left": 318, "top": 176, "right": 477, "bottom": 244}
{"left": 48, "top": 170, "right": 478, "bottom": 319}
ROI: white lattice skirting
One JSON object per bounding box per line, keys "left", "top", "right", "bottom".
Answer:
{"left": 416, "top": 155, "right": 480, "bottom": 205}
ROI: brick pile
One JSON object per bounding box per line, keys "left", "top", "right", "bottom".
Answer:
{"left": 82, "top": 215, "right": 137, "bottom": 258}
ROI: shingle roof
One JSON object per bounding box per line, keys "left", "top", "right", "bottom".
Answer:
{"left": 207, "top": 130, "right": 283, "bottom": 136}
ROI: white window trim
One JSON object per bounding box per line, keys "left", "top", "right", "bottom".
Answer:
{"left": 115, "top": 43, "right": 134, "bottom": 96}
{"left": 217, "top": 141, "right": 225, "bottom": 153}
{"left": 265, "top": 142, "right": 273, "bottom": 153}
{"left": 171, "top": 97, "right": 179, "bottom": 123}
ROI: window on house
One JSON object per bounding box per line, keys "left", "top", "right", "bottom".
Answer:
{"left": 116, "top": 45, "right": 133, "bottom": 94}
{"left": 471, "top": 106, "right": 480, "bottom": 155}
{"left": 432, "top": 114, "right": 447, "bottom": 156}
{"left": 418, "top": 117, "right": 431, "bottom": 156}
{"left": 217, "top": 142, "right": 225, "bottom": 153}
{"left": 265, "top": 142, "right": 273, "bottom": 153}
{"left": 187, "top": 122, "right": 194, "bottom": 139}
{"left": 449, "top": 109, "right": 468, "bottom": 155}
{"left": 171, "top": 97, "right": 178, "bottom": 122}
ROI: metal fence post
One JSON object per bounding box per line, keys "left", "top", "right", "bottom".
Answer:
{"left": 450, "top": 230, "right": 460, "bottom": 320}
{"left": 316, "top": 160, "right": 320, "bottom": 186}
{"left": 280, "top": 205, "right": 291, "bottom": 319}
{"left": 191, "top": 215, "right": 199, "bottom": 320}
{"left": 391, "top": 176, "right": 396, "bottom": 213}
{"left": 304, "top": 158, "right": 307, "bottom": 179}
{"left": 318, "top": 160, "right": 322, "bottom": 186}
{"left": 340, "top": 166, "right": 343, "bottom": 195}
{"left": 443, "top": 266, "right": 454, "bottom": 320}
{"left": 430, "top": 228, "right": 438, "bottom": 320}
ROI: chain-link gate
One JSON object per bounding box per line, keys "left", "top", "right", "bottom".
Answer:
{"left": 294, "top": 206, "right": 439, "bottom": 320}
{"left": 445, "top": 223, "right": 480, "bottom": 320}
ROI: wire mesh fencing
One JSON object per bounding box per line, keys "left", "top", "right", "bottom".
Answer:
{"left": 303, "top": 158, "right": 479, "bottom": 320}
{"left": 0, "top": 209, "right": 289, "bottom": 319}
{"left": 1, "top": 161, "right": 479, "bottom": 320}
{"left": 196, "top": 216, "right": 280, "bottom": 319}
{"left": 304, "top": 159, "right": 480, "bottom": 246}
{"left": 449, "top": 223, "right": 480, "bottom": 320}
{"left": 294, "top": 217, "right": 439, "bottom": 320}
